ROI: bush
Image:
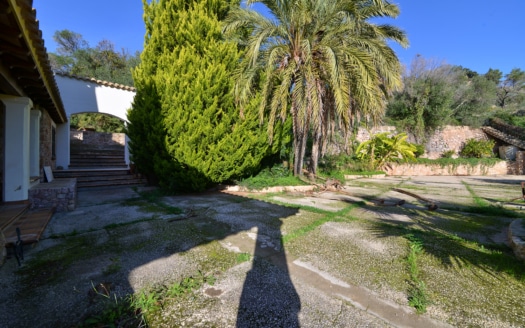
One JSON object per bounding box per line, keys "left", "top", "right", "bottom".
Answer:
{"left": 413, "top": 144, "right": 426, "bottom": 158}
{"left": 441, "top": 150, "right": 455, "bottom": 158}
{"left": 237, "top": 164, "right": 306, "bottom": 190}
{"left": 459, "top": 139, "right": 495, "bottom": 158}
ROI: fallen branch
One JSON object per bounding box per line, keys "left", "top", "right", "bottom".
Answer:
{"left": 392, "top": 188, "right": 438, "bottom": 211}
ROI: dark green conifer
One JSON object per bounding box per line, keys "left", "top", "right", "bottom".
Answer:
{"left": 128, "top": 0, "right": 278, "bottom": 191}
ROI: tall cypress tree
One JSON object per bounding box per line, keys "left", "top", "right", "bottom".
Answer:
{"left": 128, "top": 0, "right": 279, "bottom": 192}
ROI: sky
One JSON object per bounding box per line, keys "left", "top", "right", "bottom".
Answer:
{"left": 33, "top": 0, "right": 525, "bottom": 75}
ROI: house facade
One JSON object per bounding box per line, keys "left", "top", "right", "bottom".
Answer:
{"left": 1, "top": 0, "right": 68, "bottom": 203}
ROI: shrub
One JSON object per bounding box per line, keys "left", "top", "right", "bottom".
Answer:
{"left": 441, "top": 150, "right": 455, "bottom": 158}
{"left": 459, "top": 139, "right": 495, "bottom": 158}
{"left": 413, "top": 144, "right": 426, "bottom": 158}
{"left": 356, "top": 132, "right": 417, "bottom": 170}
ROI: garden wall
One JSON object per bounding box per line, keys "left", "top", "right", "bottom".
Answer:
{"left": 383, "top": 161, "right": 508, "bottom": 176}
{"left": 328, "top": 125, "right": 488, "bottom": 159}
{"left": 70, "top": 130, "right": 125, "bottom": 148}
{"left": 422, "top": 126, "right": 489, "bottom": 159}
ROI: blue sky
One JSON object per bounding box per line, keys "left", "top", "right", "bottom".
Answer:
{"left": 34, "top": 0, "right": 525, "bottom": 75}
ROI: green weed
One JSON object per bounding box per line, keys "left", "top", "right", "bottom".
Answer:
{"left": 236, "top": 253, "right": 251, "bottom": 263}
{"left": 404, "top": 233, "right": 430, "bottom": 314}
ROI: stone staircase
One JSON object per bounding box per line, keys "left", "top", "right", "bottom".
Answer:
{"left": 54, "top": 144, "right": 146, "bottom": 189}
{"left": 482, "top": 118, "right": 525, "bottom": 150}
{"left": 69, "top": 146, "right": 127, "bottom": 169}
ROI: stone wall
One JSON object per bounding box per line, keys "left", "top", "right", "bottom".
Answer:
{"left": 29, "top": 178, "right": 77, "bottom": 212}
{"left": 423, "top": 126, "right": 489, "bottom": 159}
{"left": 70, "top": 130, "right": 125, "bottom": 148}
{"left": 40, "top": 109, "right": 55, "bottom": 170}
{"left": 383, "top": 161, "right": 508, "bottom": 176}
{"left": 327, "top": 125, "right": 488, "bottom": 158}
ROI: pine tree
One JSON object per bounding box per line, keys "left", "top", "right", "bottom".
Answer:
{"left": 128, "top": 0, "right": 278, "bottom": 192}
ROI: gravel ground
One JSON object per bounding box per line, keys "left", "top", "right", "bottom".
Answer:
{"left": 1, "top": 176, "right": 524, "bottom": 327}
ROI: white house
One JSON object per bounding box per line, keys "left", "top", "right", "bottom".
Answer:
{"left": 0, "top": 0, "right": 136, "bottom": 204}
{"left": 0, "top": 0, "right": 68, "bottom": 203}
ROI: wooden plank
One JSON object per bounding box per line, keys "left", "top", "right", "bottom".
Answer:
{"left": 4, "top": 208, "right": 55, "bottom": 246}
{"left": 0, "top": 204, "right": 29, "bottom": 230}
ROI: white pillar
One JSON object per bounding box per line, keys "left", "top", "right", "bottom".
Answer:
{"left": 55, "top": 120, "right": 70, "bottom": 169}
{"left": 30, "top": 109, "right": 41, "bottom": 178}
{"left": 1, "top": 96, "right": 32, "bottom": 202}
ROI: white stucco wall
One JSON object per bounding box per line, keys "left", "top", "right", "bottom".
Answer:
{"left": 54, "top": 75, "right": 136, "bottom": 168}
{"left": 55, "top": 75, "right": 135, "bottom": 122}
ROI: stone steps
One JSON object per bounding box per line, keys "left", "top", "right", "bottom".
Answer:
{"left": 53, "top": 169, "right": 146, "bottom": 189}
{"left": 69, "top": 146, "right": 127, "bottom": 169}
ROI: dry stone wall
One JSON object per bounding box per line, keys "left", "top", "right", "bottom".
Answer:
{"left": 328, "top": 125, "right": 488, "bottom": 159}
{"left": 70, "top": 130, "right": 125, "bottom": 148}
{"left": 29, "top": 178, "right": 77, "bottom": 212}
{"left": 422, "top": 126, "right": 489, "bottom": 159}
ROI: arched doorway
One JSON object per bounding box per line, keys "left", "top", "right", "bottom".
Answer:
{"left": 54, "top": 73, "right": 135, "bottom": 168}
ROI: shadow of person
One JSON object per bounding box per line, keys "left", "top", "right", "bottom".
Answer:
{"left": 236, "top": 218, "right": 301, "bottom": 327}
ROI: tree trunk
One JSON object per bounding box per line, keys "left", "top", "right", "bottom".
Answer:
{"left": 310, "top": 133, "right": 321, "bottom": 175}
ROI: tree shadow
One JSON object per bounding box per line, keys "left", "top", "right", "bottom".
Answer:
{"left": 360, "top": 201, "right": 525, "bottom": 281}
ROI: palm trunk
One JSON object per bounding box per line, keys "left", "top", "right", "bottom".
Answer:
{"left": 291, "top": 104, "right": 302, "bottom": 176}
{"left": 310, "top": 133, "right": 321, "bottom": 175}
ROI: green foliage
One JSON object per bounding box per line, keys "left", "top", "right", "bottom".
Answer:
{"left": 236, "top": 253, "right": 251, "bottom": 263}
{"left": 128, "top": 0, "right": 278, "bottom": 192}
{"left": 224, "top": 0, "right": 407, "bottom": 175}
{"left": 355, "top": 132, "right": 417, "bottom": 170}
{"left": 386, "top": 57, "right": 500, "bottom": 137}
{"left": 49, "top": 29, "right": 139, "bottom": 86}
{"left": 497, "top": 68, "right": 525, "bottom": 109}
{"left": 238, "top": 164, "right": 307, "bottom": 190}
{"left": 441, "top": 150, "right": 455, "bottom": 158}
{"left": 492, "top": 110, "right": 525, "bottom": 130}
{"left": 413, "top": 157, "right": 501, "bottom": 167}
{"left": 459, "top": 139, "right": 495, "bottom": 158}
{"left": 452, "top": 74, "right": 497, "bottom": 127}
{"left": 404, "top": 234, "right": 429, "bottom": 314}
{"left": 70, "top": 113, "right": 125, "bottom": 132}
{"left": 413, "top": 144, "right": 426, "bottom": 158}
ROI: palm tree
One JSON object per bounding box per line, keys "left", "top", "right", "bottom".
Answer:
{"left": 223, "top": 0, "right": 408, "bottom": 176}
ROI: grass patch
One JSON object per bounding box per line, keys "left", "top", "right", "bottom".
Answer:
{"left": 237, "top": 165, "right": 307, "bottom": 190}
{"left": 413, "top": 157, "right": 502, "bottom": 167}
{"left": 121, "top": 189, "right": 182, "bottom": 215}
{"left": 283, "top": 203, "right": 361, "bottom": 243}
{"left": 236, "top": 252, "right": 251, "bottom": 263}
{"left": 460, "top": 181, "right": 525, "bottom": 218}
{"left": 17, "top": 235, "right": 98, "bottom": 290}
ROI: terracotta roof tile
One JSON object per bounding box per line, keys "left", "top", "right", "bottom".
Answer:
{"left": 55, "top": 72, "right": 136, "bottom": 92}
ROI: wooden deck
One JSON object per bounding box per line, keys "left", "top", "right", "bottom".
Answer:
{"left": 2, "top": 207, "right": 55, "bottom": 246}
{"left": 0, "top": 204, "right": 29, "bottom": 231}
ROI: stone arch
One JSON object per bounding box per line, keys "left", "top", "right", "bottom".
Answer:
{"left": 54, "top": 74, "right": 136, "bottom": 168}
{"left": 69, "top": 112, "right": 126, "bottom": 132}
{"left": 55, "top": 74, "right": 135, "bottom": 122}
